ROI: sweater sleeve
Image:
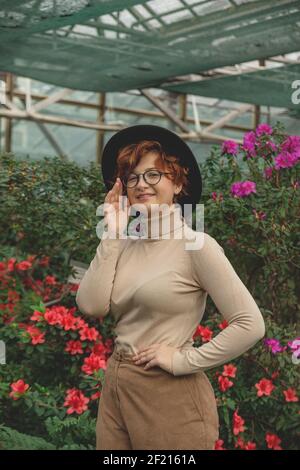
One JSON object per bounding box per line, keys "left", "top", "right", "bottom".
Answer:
{"left": 75, "top": 236, "right": 125, "bottom": 318}
{"left": 172, "top": 233, "right": 266, "bottom": 376}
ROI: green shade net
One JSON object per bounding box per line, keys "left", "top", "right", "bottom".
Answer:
{"left": 162, "top": 63, "right": 300, "bottom": 109}
{"left": 0, "top": 0, "right": 300, "bottom": 93}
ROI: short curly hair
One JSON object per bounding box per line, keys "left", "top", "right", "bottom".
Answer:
{"left": 111, "top": 139, "right": 190, "bottom": 204}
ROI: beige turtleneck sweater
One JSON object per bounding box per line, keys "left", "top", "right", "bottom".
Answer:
{"left": 76, "top": 204, "right": 265, "bottom": 376}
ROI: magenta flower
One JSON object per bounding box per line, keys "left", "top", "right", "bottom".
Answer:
{"left": 257, "top": 140, "right": 278, "bottom": 157}
{"left": 211, "top": 191, "right": 223, "bottom": 202}
{"left": 281, "top": 135, "right": 300, "bottom": 154}
{"left": 221, "top": 140, "right": 240, "bottom": 155}
{"left": 253, "top": 209, "right": 266, "bottom": 220}
{"left": 263, "top": 166, "right": 274, "bottom": 179}
{"left": 264, "top": 338, "right": 286, "bottom": 354}
{"left": 242, "top": 131, "right": 257, "bottom": 158}
{"left": 274, "top": 151, "right": 300, "bottom": 170}
{"left": 256, "top": 123, "right": 273, "bottom": 136}
{"left": 230, "top": 180, "right": 257, "bottom": 198}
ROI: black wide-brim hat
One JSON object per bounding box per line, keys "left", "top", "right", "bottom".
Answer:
{"left": 101, "top": 124, "right": 202, "bottom": 211}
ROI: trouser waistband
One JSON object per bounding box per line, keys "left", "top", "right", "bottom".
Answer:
{"left": 111, "top": 347, "right": 136, "bottom": 362}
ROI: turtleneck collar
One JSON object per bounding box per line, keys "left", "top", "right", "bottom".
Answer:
{"left": 128, "top": 203, "right": 185, "bottom": 241}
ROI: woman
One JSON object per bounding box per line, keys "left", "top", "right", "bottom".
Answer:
{"left": 76, "top": 124, "right": 266, "bottom": 450}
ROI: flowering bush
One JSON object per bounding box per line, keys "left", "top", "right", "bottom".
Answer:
{"left": 0, "top": 249, "right": 116, "bottom": 449}
{"left": 0, "top": 250, "right": 298, "bottom": 449}
{"left": 201, "top": 122, "right": 299, "bottom": 325}
{"left": 0, "top": 122, "right": 299, "bottom": 449}
{"left": 193, "top": 317, "right": 299, "bottom": 450}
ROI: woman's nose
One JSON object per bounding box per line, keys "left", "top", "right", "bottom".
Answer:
{"left": 135, "top": 175, "right": 149, "bottom": 189}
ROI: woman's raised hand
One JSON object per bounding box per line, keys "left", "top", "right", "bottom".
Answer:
{"left": 103, "top": 178, "right": 130, "bottom": 238}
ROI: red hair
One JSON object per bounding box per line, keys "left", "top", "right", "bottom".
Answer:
{"left": 110, "top": 140, "right": 190, "bottom": 203}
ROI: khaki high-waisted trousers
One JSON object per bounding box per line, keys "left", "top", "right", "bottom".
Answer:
{"left": 96, "top": 346, "right": 219, "bottom": 450}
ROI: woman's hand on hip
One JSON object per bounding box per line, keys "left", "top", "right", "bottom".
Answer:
{"left": 132, "top": 343, "right": 180, "bottom": 375}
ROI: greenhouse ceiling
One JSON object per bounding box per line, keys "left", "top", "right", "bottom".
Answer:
{"left": 0, "top": 0, "right": 300, "bottom": 100}
{"left": 162, "top": 63, "right": 300, "bottom": 109}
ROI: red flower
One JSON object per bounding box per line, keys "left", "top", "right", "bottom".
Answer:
{"left": 44, "top": 309, "right": 62, "bottom": 325}
{"left": 218, "top": 319, "right": 229, "bottom": 330}
{"left": 9, "top": 379, "right": 30, "bottom": 400}
{"left": 214, "top": 439, "right": 226, "bottom": 450}
{"left": 235, "top": 436, "right": 245, "bottom": 449}
{"left": 265, "top": 432, "right": 282, "bottom": 450}
{"left": 69, "top": 283, "right": 79, "bottom": 292}
{"left": 30, "top": 310, "right": 44, "bottom": 322}
{"left": 79, "top": 325, "right": 100, "bottom": 342}
{"left": 63, "top": 388, "right": 89, "bottom": 415}
{"left": 61, "top": 313, "right": 78, "bottom": 331}
{"left": 81, "top": 353, "right": 106, "bottom": 375}
{"left": 235, "top": 437, "right": 256, "bottom": 450}
{"left": 222, "top": 364, "right": 237, "bottom": 378}
{"left": 255, "top": 378, "right": 275, "bottom": 397}
{"left": 26, "top": 325, "right": 45, "bottom": 345}
{"left": 218, "top": 375, "right": 234, "bottom": 392}
{"left": 283, "top": 388, "right": 298, "bottom": 402}
{"left": 65, "top": 340, "right": 84, "bottom": 355}
{"left": 91, "top": 342, "right": 107, "bottom": 357}
{"left": 39, "top": 256, "right": 50, "bottom": 267}
{"left": 193, "top": 325, "right": 213, "bottom": 342}
{"left": 271, "top": 371, "right": 280, "bottom": 380}
{"left": 7, "top": 258, "right": 16, "bottom": 271}
{"left": 16, "top": 260, "right": 32, "bottom": 271}
{"left": 244, "top": 441, "right": 256, "bottom": 450}
{"left": 233, "top": 410, "right": 245, "bottom": 435}
{"left": 7, "top": 290, "right": 20, "bottom": 303}
{"left": 91, "top": 391, "right": 101, "bottom": 400}
{"left": 44, "top": 275, "right": 56, "bottom": 285}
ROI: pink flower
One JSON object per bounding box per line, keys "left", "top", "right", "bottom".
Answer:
{"left": 221, "top": 140, "right": 239, "bottom": 155}
{"left": 230, "top": 180, "right": 256, "bottom": 197}
{"left": 256, "top": 123, "right": 273, "bottom": 136}
{"left": 9, "top": 379, "right": 30, "bottom": 400}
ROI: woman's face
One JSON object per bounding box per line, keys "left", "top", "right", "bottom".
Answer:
{"left": 125, "top": 152, "right": 182, "bottom": 211}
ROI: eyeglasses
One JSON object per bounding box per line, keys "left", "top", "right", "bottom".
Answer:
{"left": 122, "top": 169, "right": 172, "bottom": 188}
